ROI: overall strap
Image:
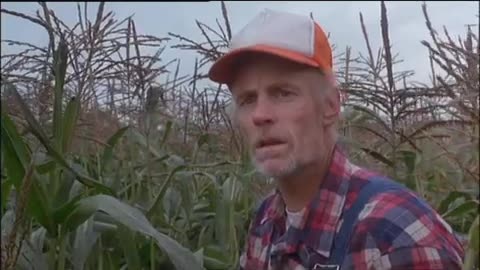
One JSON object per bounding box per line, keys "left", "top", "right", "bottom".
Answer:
{"left": 328, "top": 178, "right": 405, "bottom": 267}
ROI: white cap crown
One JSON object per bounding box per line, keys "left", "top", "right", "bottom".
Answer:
{"left": 229, "top": 9, "right": 315, "bottom": 58}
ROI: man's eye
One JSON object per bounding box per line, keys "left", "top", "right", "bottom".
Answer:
{"left": 280, "top": 90, "right": 291, "bottom": 97}
{"left": 276, "top": 88, "right": 294, "bottom": 98}
{"left": 239, "top": 95, "right": 255, "bottom": 106}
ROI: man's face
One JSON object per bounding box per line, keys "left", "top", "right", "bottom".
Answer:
{"left": 230, "top": 55, "right": 335, "bottom": 179}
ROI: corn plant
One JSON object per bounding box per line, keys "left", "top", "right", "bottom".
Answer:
{"left": 1, "top": 1, "right": 478, "bottom": 270}
{"left": 1, "top": 38, "right": 206, "bottom": 270}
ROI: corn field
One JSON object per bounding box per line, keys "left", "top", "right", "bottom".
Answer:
{"left": 1, "top": 2, "right": 478, "bottom": 270}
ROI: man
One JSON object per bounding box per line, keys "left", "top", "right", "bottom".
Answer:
{"left": 208, "top": 9, "right": 465, "bottom": 270}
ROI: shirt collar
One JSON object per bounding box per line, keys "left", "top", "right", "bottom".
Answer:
{"left": 260, "top": 144, "right": 355, "bottom": 258}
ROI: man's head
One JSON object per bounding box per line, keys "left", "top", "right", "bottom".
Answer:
{"left": 208, "top": 9, "right": 340, "bottom": 179}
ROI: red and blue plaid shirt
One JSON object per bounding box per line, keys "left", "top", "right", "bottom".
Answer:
{"left": 239, "top": 146, "right": 465, "bottom": 269}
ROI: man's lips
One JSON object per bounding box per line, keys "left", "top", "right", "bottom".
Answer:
{"left": 255, "top": 138, "right": 287, "bottom": 149}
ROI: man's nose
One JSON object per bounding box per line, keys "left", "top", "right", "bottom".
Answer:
{"left": 251, "top": 97, "right": 274, "bottom": 126}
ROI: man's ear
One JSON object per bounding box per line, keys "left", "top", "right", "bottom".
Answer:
{"left": 323, "top": 88, "right": 340, "bottom": 127}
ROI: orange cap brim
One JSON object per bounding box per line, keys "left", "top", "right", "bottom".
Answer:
{"left": 208, "top": 44, "right": 320, "bottom": 84}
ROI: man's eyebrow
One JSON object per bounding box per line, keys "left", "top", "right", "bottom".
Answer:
{"left": 268, "top": 81, "right": 300, "bottom": 91}
{"left": 233, "top": 88, "right": 257, "bottom": 98}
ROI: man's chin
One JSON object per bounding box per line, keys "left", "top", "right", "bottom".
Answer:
{"left": 254, "top": 159, "right": 297, "bottom": 179}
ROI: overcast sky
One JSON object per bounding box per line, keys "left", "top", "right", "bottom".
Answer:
{"left": 1, "top": 1, "right": 479, "bottom": 86}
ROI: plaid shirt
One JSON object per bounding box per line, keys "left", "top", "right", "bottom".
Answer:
{"left": 239, "top": 146, "right": 465, "bottom": 270}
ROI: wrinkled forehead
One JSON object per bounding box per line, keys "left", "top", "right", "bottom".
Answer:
{"left": 228, "top": 53, "right": 318, "bottom": 93}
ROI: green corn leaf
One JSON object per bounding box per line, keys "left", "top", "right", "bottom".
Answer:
{"left": 29, "top": 172, "right": 55, "bottom": 234}
{"left": 1, "top": 180, "right": 12, "bottom": 212}
{"left": 1, "top": 112, "right": 54, "bottom": 233}
{"left": 463, "top": 215, "right": 479, "bottom": 270}
{"left": 72, "top": 217, "right": 102, "bottom": 270}
{"left": 192, "top": 134, "right": 209, "bottom": 162}
{"left": 397, "top": 150, "right": 418, "bottom": 191}
{"left": 438, "top": 191, "right": 472, "bottom": 215}
{"left": 147, "top": 165, "right": 186, "bottom": 218}
{"left": 360, "top": 147, "right": 394, "bottom": 168}
{"left": 16, "top": 227, "right": 48, "bottom": 270}
{"left": 62, "top": 97, "right": 80, "bottom": 153}
{"left": 101, "top": 126, "right": 129, "bottom": 173}
{"left": 52, "top": 39, "right": 68, "bottom": 151}
{"left": 159, "top": 120, "right": 173, "bottom": 149}
{"left": 7, "top": 88, "right": 113, "bottom": 193}
{"left": 36, "top": 159, "right": 56, "bottom": 175}
{"left": 202, "top": 245, "right": 231, "bottom": 269}
{"left": 52, "top": 192, "right": 85, "bottom": 226}
{"left": 118, "top": 225, "right": 143, "bottom": 270}
{"left": 442, "top": 200, "right": 479, "bottom": 219}
{"left": 63, "top": 194, "right": 204, "bottom": 270}
{"left": 1, "top": 111, "right": 30, "bottom": 187}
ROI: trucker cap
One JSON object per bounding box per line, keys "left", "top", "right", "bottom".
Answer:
{"left": 208, "top": 8, "right": 333, "bottom": 84}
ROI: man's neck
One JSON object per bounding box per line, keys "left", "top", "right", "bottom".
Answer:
{"left": 277, "top": 144, "right": 336, "bottom": 212}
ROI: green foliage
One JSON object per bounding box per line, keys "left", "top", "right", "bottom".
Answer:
{"left": 2, "top": 41, "right": 254, "bottom": 270}
{"left": 1, "top": 2, "right": 478, "bottom": 270}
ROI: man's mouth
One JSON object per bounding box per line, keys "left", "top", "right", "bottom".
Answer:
{"left": 255, "top": 138, "right": 286, "bottom": 149}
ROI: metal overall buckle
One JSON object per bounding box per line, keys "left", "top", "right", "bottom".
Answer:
{"left": 312, "top": 264, "right": 340, "bottom": 270}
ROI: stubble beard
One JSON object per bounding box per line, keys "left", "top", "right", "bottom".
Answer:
{"left": 253, "top": 152, "right": 300, "bottom": 180}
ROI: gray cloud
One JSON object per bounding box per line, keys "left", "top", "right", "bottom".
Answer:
{"left": 2, "top": 1, "right": 478, "bottom": 85}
